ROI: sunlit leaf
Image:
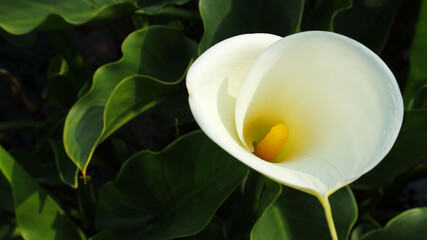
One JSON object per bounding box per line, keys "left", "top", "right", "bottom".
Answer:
{"left": 0, "top": 0, "right": 137, "bottom": 35}
{"left": 251, "top": 186, "right": 357, "bottom": 240}
{"left": 198, "top": 0, "right": 304, "bottom": 53}
{"left": 0, "top": 145, "right": 86, "bottom": 240}
{"left": 360, "top": 207, "right": 427, "bottom": 240}
{"left": 96, "top": 131, "right": 248, "bottom": 240}
{"left": 63, "top": 25, "right": 197, "bottom": 175}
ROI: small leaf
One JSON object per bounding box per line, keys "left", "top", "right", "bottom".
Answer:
{"left": 0, "top": 145, "right": 86, "bottom": 240}
{"left": 50, "top": 140, "right": 79, "bottom": 188}
{"left": 44, "top": 55, "right": 79, "bottom": 108}
{"left": 360, "top": 207, "right": 427, "bottom": 240}
{"left": 251, "top": 186, "right": 357, "bottom": 240}
{"left": 96, "top": 131, "right": 248, "bottom": 240}
{"left": 198, "top": 0, "right": 304, "bottom": 53}
{"left": 63, "top": 25, "right": 197, "bottom": 175}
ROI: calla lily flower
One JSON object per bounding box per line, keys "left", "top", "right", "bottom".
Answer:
{"left": 186, "top": 31, "right": 403, "bottom": 239}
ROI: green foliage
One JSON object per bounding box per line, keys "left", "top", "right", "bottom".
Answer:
{"left": 0, "top": 0, "right": 137, "bottom": 35}
{"left": 0, "top": 146, "right": 86, "bottom": 240}
{"left": 63, "top": 25, "right": 197, "bottom": 175}
{"left": 404, "top": 0, "right": 427, "bottom": 108}
{"left": 0, "top": 0, "right": 426, "bottom": 239}
{"left": 360, "top": 207, "right": 427, "bottom": 240}
{"left": 333, "top": 0, "right": 403, "bottom": 53}
{"left": 300, "top": 0, "right": 352, "bottom": 31}
{"left": 251, "top": 187, "right": 357, "bottom": 240}
{"left": 198, "top": 0, "right": 304, "bottom": 53}
{"left": 96, "top": 131, "right": 248, "bottom": 239}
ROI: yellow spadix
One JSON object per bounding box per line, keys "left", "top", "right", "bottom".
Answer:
{"left": 254, "top": 123, "right": 289, "bottom": 162}
{"left": 186, "top": 31, "right": 403, "bottom": 240}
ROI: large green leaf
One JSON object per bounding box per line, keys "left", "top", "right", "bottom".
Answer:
{"left": 360, "top": 207, "right": 427, "bottom": 240}
{"left": 0, "top": 145, "right": 86, "bottom": 240}
{"left": 353, "top": 110, "right": 427, "bottom": 189}
{"left": 198, "top": 0, "right": 304, "bottom": 53}
{"left": 63, "top": 25, "right": 197, "bottom": 175}
{"left": 403, "top": 0, "right": 427, "bottom": 107}
{"left": 0, "top": 0, "right": 137, "bottom": 35}
{"left": 251, "top": 186, "right": 357, "bottom": 240}
{"left": 96, "top": 131, "right": 248, "bottom": 240}
{"left": 300, "top": 0, "right": 352, "bottom": 31}
{"left": 333, "top": 0, "right": 403, "bottom": 53}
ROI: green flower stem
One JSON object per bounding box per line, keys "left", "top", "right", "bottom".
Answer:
{"left": 321, "top": 196, "right": 338, "bottom": 240}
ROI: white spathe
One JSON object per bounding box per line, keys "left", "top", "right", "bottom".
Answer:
{"left": 186, "top": 31, "right": 403, "bottom": 199}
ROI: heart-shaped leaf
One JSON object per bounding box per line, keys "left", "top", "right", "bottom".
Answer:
{"left": 63, "top": 25, "right": 197, "bottom": 175}
{"left": 96, "top": 131, "right": 248, "bottom": 240}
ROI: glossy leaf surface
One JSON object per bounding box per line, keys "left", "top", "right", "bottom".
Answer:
{"left": 64, "top": 25, "right": 197, "bottom": 174}
{"left": 96, "top": 131, "right": 248, "bottom": 240}
{"left": 0, "top": 0, "right": 137, "bottom": 35}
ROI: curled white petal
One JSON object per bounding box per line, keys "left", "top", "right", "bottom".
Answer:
{"left": 187, "top": 33, "right": 280, "bottom": 160}
{"left": 235, "top": 31, "right": 403, "bottom": 196}
{"left": 187, "top": 31, "right": 404, "bottom": 198}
